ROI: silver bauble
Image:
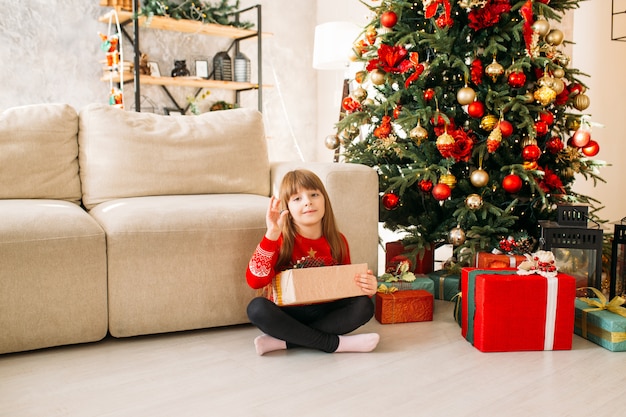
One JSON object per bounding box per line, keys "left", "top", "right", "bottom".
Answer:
{"left": 457, "top": 86, "right": 476, "bottom": 105}
{"left": 324, "top": 134, "right": 340, "bottom": 150}
{"left": 470, "top": 168, "right": 489, "bottom": 188}
{"left": 465, "top": 193, "right": 484, "bottom": 210}
{"left": 448, "top": 226, "right": 466, "bottom": 246}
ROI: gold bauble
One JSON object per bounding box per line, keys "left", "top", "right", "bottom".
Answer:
{"left": 465, "top": 193, "right": 484, "bottom": 210}
{"left": 370, "top": 69, "right": 386, "bottom": 85}
{"left": 567, "top": 117, "right": 581, "bottom": 131}
{"left": 409, "top": 124, "right": 429, "bottom": 144}
{"left": 352, "top": 87, "right": 368, "bottom": 102}
{"left": 439, "top": 173, "right": 457, "bottom": 189}
{"left": 546, "top": 29, "right": 564, "bottom": 46}
{"left": 573, "top": 93, "right": 590, "bottom": 111}
{"left": 324, "top": 134, "right": 340, "bottom": 150}
{"left": 532, "top": 16, "right": 550, "bottom": 36}
{"left": 553, "top": 67, "right": 565, "bottom": 78}
{"left": 551, "top": 78, "right": 565, "bottom": 95}
{"left": 534, "top": 85, "right": 557, "bottom": 106}
{"left": 457, "top": 86, "right": 476, "bottom": 105}
{"left": 448, "top": 226, "right": 466, "bottom": 246}
{"left": 470, "top": 169, "right": 489, "bottom": 188}
{"left": 485, "top": 57, "right": 504, "bottom": 82}
{"left": 480, "top": 114, "right": 499, "bottom": 131}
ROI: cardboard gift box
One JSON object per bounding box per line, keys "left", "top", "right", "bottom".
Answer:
{"left": 475, "top": 252, "right": 526, "bottom": 269}
{"left": 427, "top": 270, "right": 460, "bottom": 301}
{"left": 461, "top": 268, "right": 576, "bottom": 352}
{"left": 375, "top": 289, "right": 433, "bottom": 324}
{"left": 269, "top": 263, "right": 367, "bottom": 306}
{"left": 574, "top": 298, "right": 626, "bottom": 352}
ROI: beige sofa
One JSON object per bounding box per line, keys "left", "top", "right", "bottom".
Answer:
{"left": 0, "top": 103, "right": 379, "bottom": 354}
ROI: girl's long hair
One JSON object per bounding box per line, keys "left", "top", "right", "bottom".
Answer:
{"left": 276, "top": 169, "right": 347, "bottom": 269}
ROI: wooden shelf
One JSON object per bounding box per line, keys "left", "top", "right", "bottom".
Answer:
{"left": 101, "top": 73, "right": 265, "bottom": 90}
{"left": 99, "top": 10, "right": 271, "bottom": 39}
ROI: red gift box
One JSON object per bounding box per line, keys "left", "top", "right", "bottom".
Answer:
{"left": 385, "top": 241, "right": 434, "bottom": 274}
{"left": 375, "top": 289, "right": 433, "bottom": 324}
{"left": 475, "top": 252, "right": 526, "bottom": 269}
{"left": 461, "top": 268, "right": 576, "bottom": 352}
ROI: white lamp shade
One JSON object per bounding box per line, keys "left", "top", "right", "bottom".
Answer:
{"left": 313, "top": 21, "right": 360, "bottom": 70}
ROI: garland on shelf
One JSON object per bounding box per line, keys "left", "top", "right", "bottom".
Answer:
{"left": 140, "top": 0, "right": 254, "bottom": 28}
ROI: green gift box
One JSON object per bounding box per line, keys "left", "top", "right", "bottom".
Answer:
{"left": 427, "top": 270, "right": 460, "bottom": 301}
{"left": 376, "top": 277, "right": 434, "bottom": 294}
{"left": 574, "top": 298, "right": 626, "bottom": 352}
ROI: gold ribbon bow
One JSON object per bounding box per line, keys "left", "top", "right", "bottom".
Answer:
{"left": 578, "top": 287, "right": 626, "bottom": 318}
{"left": 377, "top": 284, "right": 398, "bottom": 294}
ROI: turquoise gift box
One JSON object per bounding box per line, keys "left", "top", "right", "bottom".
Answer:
{"left": 574, "top": 298, "right": 626, "bottom": 352}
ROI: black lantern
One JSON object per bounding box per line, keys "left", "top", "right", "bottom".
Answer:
{"left": 609, "top": 218, "right": 626, "bottom": 299}
{"left": 213, "top": 52, "right": 232, "bottom": 81}
{"left": 539, "top": 204, "right": 604, "bottom": 295}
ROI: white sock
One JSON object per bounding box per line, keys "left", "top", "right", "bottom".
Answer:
{"left": 335, "top": 333, "right": 380, "bottom": 353}
{"left": 254, "top": 334, "right": 287, "bottom": 356}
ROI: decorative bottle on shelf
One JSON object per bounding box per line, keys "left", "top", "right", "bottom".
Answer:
{"left": 171, "top": 60, "right": 190, "bottom": 77}
{"left": 213, "top": 52, "right": 232, "bottom": 81}
{"left": 234, "top": 52, "right": 251, "bottom": 83}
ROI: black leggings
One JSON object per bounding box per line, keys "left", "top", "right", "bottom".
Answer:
{"left": 246, "top": 296, "right": 375, "bottom": 353}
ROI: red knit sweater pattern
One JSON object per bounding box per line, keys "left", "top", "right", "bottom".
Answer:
{"left": 245, "top": 233, "right": 351, "bottom": 290}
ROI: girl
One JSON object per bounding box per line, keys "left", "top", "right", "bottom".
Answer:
{"left": 246, "top": 169, "right": 380, "bottom": 355}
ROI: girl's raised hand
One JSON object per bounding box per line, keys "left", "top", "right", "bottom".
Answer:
{"left": 265, "top": 196, "right": 289, "bottom": 240}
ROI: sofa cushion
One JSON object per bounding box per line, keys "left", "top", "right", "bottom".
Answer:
{"left": 88, "top": 194, "right": 267, "bottom": 337}
{"left": 78, "top": 104, "right": 270, "bottom": 209}
{"left": 0, "top": 103, "right": 81, "bottom": 203}
{"left": 0, "top": 199, "right": 108, "bottom": 353}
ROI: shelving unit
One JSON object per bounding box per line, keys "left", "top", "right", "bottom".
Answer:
{"left": 99, "top": 2, "right": 267, "bottom": 112}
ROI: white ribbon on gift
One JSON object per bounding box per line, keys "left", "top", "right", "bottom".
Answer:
{"left": 544, "top": 275, "right": 558, "bottom": 350}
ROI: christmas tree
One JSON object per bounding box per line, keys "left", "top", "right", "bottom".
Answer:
{"left": 333, "top": 0, "right": 606, "bottom": 268}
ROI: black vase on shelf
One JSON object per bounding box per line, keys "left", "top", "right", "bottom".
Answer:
{"left": 213, "top": 52, "right": 232, "bottom": 81}
{"left": 171, "top": 60, "right": 190, "bottom": 77}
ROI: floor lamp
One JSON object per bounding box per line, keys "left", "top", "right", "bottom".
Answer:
{"left": 313, "top": 21, "right": 360, "bottom": 162}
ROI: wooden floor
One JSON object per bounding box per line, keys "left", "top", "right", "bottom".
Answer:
{"left": 0, "top": 300, "right": 623, "bottom": 417}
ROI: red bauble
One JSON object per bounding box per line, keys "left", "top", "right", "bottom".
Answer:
{"left": 571, "top": 128, "right": 591, "bottom": 147}
{"left": 522, "top": 144, "right": 542, "bottom": 161}
{"left": 546, "top": 136, "right": 564, "bottom": 154}
{"left": 380, "top": 11, "right": 398, "bottom": 28}
{"left": 499, "top": 120, "right": 513, "bottom": 137}
{"left": 382, "top": 192, "right": 400, "bottom": 210}
{"left": 502, "top": 174, "right": 523, "bottom": 193}
{"left": 393, "top": 105, "right": 402, "bottom": 119}
{"left": 581, "top": 140, "right": 600, "bottom": 157}
{"left": 534, "top": 120, "right": 549, "bottom": 136}
{"left": 467, "top": 101, "right": 485, "bottom": 118}
{"left": 539, "top": 111, "right": 554, "bottom": 125}
{"left": 423, "top": 88, "right": 435, "bottom": 101}
{"left": 432, "top": 183, "right": 451, "bottom": 201}
{"left": 418, "top": 179, "right": 433, "bottom": 193}
{"left": 507, "top": 71, "right": 526, "bottom": 88}
{"left": 569, "top": 83, "right": 584, "bottom": 95}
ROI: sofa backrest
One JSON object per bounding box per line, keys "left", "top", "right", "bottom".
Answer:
{"left": 0, "top": 103, "right": 82, "bottom": 204}
{"left": 78, "top": 104, "right": 270, "bottom": 209}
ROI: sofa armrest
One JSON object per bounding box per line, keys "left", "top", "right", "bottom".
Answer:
{"left": 271, "top": 162, "right": 379, "bottom": 275}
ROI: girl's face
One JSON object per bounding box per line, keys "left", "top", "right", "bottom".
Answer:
{"left": 286, "top": 187, "right": 325, "bottom": 231}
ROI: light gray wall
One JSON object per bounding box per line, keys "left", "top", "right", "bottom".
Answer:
{"left": 0, "top": 0, "right": 317, "bottom": 162}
